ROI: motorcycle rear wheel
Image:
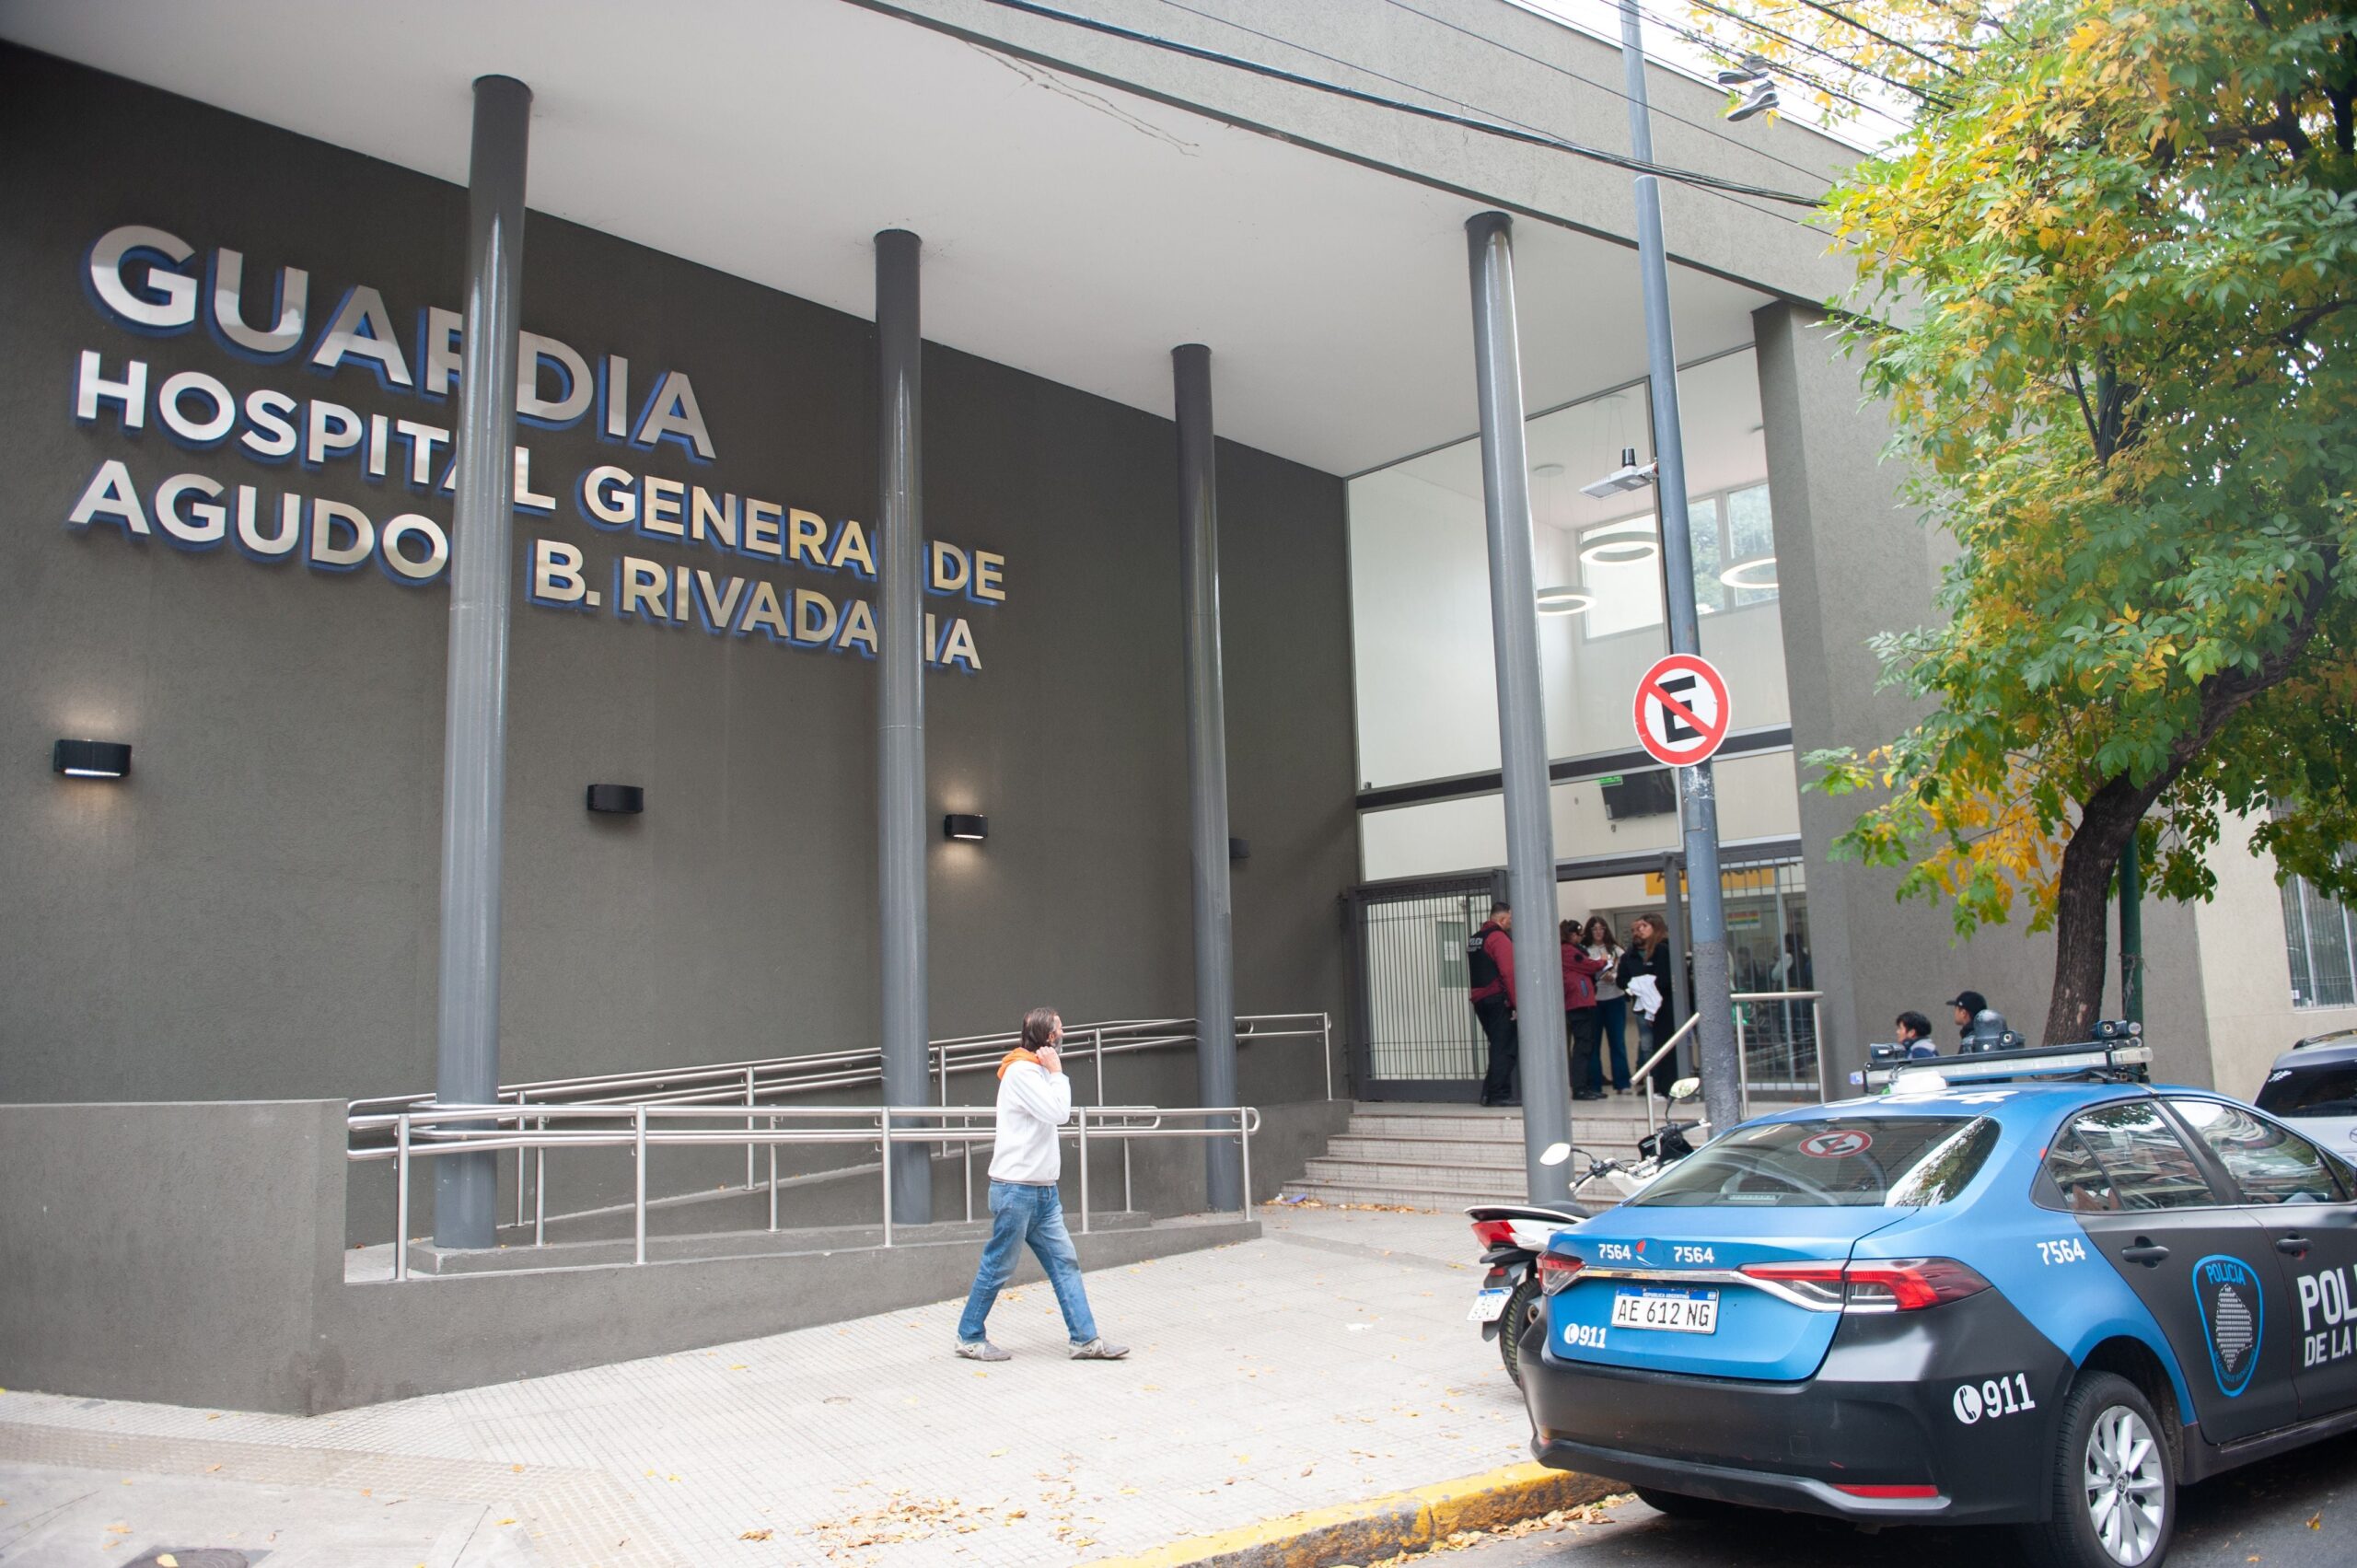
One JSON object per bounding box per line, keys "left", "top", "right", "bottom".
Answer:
{"left": 1498, "top": 1272, "right": 1544, "bottom": 1387}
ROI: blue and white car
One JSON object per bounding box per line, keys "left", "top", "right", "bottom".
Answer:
{"left": 1519, "top": 1054, "right": 2357, "bottom": 1568}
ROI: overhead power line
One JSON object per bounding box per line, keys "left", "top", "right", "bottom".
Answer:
{"left": 1369, "top": 0, "right": 1845, "bottom": 190}
{"left": 959, "top": 0, "right": 1828, "bottom": 206}
{"left": 1680, "top": 0, "right": 1950, "bottom": 108}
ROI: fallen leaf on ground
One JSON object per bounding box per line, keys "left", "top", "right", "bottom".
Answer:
{"left": 740, "top": 1528, "right": 773, "bottom": 1539}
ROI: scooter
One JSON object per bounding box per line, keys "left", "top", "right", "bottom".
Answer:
{"left": 1467, "top": 1201, "right": 1588, "bottom": 1388}
{"left": 1466, "top": 1077, "right": 1711, "bottom": 1388}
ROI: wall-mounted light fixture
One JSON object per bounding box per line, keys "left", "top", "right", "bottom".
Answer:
{"left": 53, "top": 738, "right": 132, "bottom": 779}
{"left": 1229, "top": 837, "right": 1251, "bottom": 862}
{"left": 586, "top": 784, "right": 644, "bottom": 815}
{"left": 944, "top": 812, "right": 988, "bottom": 842}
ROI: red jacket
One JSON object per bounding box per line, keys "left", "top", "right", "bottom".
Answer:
{"left": 1560, "top": 943, "right": 1611, "bottom": 1009}
{"left": 1469, "top": 923, "right": 1515, "bottom": 1006}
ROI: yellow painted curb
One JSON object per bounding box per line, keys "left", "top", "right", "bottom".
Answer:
{"left": 1084, "top": 1461, "right": 1619, "bottom": 1568}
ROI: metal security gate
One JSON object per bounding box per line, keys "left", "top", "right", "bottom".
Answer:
{"left": 1341, "top": 874, "right": 1500, "bottom": 1101}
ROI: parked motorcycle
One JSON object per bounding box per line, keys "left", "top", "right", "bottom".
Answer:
{"left": 1466, "top": 1201, "right": 1586, "bottom": 1388}
{"left": 1466, "top": 1077, "right": 1711, "bottom": 1387}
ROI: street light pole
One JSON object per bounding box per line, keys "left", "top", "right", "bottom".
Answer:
{"left": 1615, "top": 1, "right": 1743, "bottom": 1139}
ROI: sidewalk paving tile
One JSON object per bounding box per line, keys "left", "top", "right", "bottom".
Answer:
{"left": 0, "top": 1205, "right": 1548, "bottom": 1566}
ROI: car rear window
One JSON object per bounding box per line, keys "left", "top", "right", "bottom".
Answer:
{"left": 1629, "top": 1116, "right": 2000, "bottom": 1209}
{"left": 2257, "top": 1060, "right": 2357, "bottom": 1120}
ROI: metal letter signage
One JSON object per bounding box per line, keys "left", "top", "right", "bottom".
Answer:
{"left": 1631, "top": 652, "right": 1731, "bottom": 768}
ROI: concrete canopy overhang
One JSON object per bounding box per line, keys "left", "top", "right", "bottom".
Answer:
{"left": 0, "top": 0, "right": 1829, "bottom": 477}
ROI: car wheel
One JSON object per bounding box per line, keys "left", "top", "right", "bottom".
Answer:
{"left": 1632, "top": 1485, "right": 1736, "bottom": 1521}
{"left": 1498, "top": 1272, "right": 1544, "bottom": 1388}
{"left": 2014, "top": 1371, "right": 2174, "bottom": 1568}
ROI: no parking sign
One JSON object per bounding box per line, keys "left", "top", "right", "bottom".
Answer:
{"left": 1632, "top": 653, "right": 1731, "bottom": 768}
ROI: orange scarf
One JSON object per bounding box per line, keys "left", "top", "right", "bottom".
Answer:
{"left": 997, "top": 1048, "right": 1042, "bottom": 1079}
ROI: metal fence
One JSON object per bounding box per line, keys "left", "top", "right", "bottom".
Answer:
{"left": 349, "top": 1100, "right": 1259, "bottom": 1281}
{"left": 1341, "top": 875, "right": 1498, "bottom": 1100}
{"left": 348, "top": 1012, "right": 1328, "bottom": 1228}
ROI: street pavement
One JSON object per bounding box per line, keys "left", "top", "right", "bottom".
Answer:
{"left": 0, "top": 1205, "right": 1538, "bottom": 1567}
{"left": 5, "top": 1202, "right": 2345, "bottom": 1567}
{"left": 1433, "top": 1427, "right": 2354, "bottom": 1568}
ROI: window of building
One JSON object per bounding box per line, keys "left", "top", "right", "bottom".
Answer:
{"left": 1573, "top": 483, "right": 1776, "bottom": 642}
{"left": 2281, "top": 872, "right": 2357, "bottom": 1008}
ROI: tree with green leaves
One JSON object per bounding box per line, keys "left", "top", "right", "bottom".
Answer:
{"left": 1685, "top": 0, "right": 2357, "bottom": 1041}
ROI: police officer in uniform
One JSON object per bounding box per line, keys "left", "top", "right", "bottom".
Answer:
{"left": 1469, "top": 900, "right": 1519, "bottom": 1107}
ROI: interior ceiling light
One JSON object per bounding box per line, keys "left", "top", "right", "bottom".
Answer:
{"left": 1582, "top": 447, "right": 1657, "bottom": 499}
{"left": 1719, "top": 555, "right": 1780, "bottom": 591}
{"left": 1579, "top": 520, "right": 1661, "bottom": 569}
{"left": 1536, "top": 586, "right": 1596, "bottom": 616}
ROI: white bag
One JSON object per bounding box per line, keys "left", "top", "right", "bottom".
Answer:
{"left": 1627, "top": 973, "right": 1663, "bottom": 1021}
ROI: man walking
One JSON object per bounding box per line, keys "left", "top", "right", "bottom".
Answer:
{"left": 956, "top": 1007, "right": 1130, "bottom": 1363}
{"left": 1469, "top": 900, "right": 1518, "bottom": 1107}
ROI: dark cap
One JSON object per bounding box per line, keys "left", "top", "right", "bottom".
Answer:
{"left": 1945, "top": 990, "right": 1988, "bottom": 1015}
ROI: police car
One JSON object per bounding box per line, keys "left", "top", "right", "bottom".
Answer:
{"left": 1519, "top": 1037, "right": 2357, "bottom": 1568}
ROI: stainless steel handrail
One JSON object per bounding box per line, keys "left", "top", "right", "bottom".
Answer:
{"left": 1730, "top": 988, "right": 1824, "bottom": 1120}
{"left": 1634, "top": 1015, "right": 1700, "bottom": 1133}
{"left": 354, "top": 1100, "right": 1260, "bottom": 1281}
{"left": 1636, "top": 989, "right": 1827, "bottom": 1130}
{"left": 347, "top": 1010, "right": 1326, "bottom": 1234}
{"left": 349, "top": 1012, "right": 1327, "bottom": 1118}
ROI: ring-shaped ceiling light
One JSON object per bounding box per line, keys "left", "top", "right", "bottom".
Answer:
{"left": 1536, "top": 586, "right": 1595, "bottom": 616}
{"left": 1579, "top": 537, "right": 1660, "bottom": 568}
{"left": 1718, "top": 555, "right": 1779, "bottom": 591}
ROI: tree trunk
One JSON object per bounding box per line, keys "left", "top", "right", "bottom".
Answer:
{"left": 2043, "top": 776, "right": 2151, "bottom": 1044}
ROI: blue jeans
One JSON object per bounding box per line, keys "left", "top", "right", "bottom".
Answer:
{"left": 958, "top": 1179, "right": 1099, "bottom": 1345}
{"left": 1596, "top": 997, "right": 1631, "bottom": 1089}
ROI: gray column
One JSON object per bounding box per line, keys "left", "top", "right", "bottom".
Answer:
{"left": 1618, "top": 5, "right": 1742, "bottom": 1139}
{"left": 1465, "top": 213, "right": 1573, "bottom": 1207}
{"left": 433, "top": 75, "right": 531, "bottom": 1251}
{"left": 1174, "top": 344, "right": 1242, "bottom": 1212}
{"left": 875, "top": 228, "right": 931, "bottom": 1224}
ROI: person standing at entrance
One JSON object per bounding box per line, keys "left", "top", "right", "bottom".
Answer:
{"left": 1468, "top": 900, "right": 1518, "bottom": 1107}
{"left": 1583, "top": 915, "right": 1631, "bottom": 1093}
{"left": 1618, "top": 914, "right": 1680, "bottom": 1097}
{"left": 1559, "top": 919, "right": 1613, "bottom": 1102}
{"left": 956, "top": 1008, "right": 1130, "bottom": 1363}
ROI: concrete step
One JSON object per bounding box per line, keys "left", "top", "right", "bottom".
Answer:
{"left": 1274, "top": 1182, "right": 1602, "bottom": 1214}
{"left": 1296, "top": 1154, "right": 1564, "bottom": 1196}
{"left": 1324, "top": 1133, "right": 1643, "bottom": 1167}
{"left": 1343, "top": 1109, "right": 1655, "bottom": 1143}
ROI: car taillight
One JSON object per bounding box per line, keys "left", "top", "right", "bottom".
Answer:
{"left": 1470, "top": 1218, "right": 1516, "bottom": 1249}
{"left": 1537, "top": 1253, "right": 1584, "bottom": 1295}
{"left": 1739, "top": 1257, "right": 1990, "bottom": 1313}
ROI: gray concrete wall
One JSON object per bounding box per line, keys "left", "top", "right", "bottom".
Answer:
{"left": 5, "top": 1098, "right": 1301, "bottom": 1414}
{"left": 0, "top": 1099, "right": 347, "bottom": 1413}
{"left": 0, "top": 50, "right": 1358, "bottom": 1185}
{"left": 1753, "top": 303, "right": 2212, "bottom": 1089}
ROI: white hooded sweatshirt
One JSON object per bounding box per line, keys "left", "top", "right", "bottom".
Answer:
{"left": 989, "top": 1057, "right": 1073, "bottom": 1184}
